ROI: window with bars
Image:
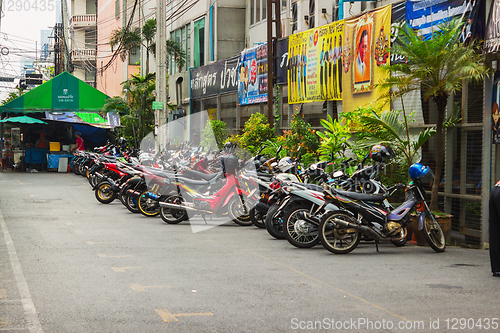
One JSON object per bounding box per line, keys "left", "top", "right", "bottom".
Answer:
{"left": 291, "top": 2, "right": 298, "bottom": 33}
{"left": 308, "top": 0, "right": 315, "bottom": 28}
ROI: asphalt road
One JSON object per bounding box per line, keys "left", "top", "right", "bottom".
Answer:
{"left": 0, "top": 171, "right": 498, "bottom": 333}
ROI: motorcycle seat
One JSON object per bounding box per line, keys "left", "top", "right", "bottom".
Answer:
{"left": 291, "top": 182, "right": 324, "bottom": 192}
{"left": 182, "top": 169, "right": 219, "bottom": 181}
{"left": 242, "top": 170, "right": 274, "bottom": 181}
{"left": 335, "top": 189, "right": 386, "bottom": 202}
{"left": 173, "top": 176, "right": 211, "bottom": 186}
{"left": 146, "top": 169, "right": 175, "bottom": 178}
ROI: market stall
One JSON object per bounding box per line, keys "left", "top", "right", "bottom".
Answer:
{"left": 0, "top": 72, "right": 119, "bottom": 172}
{"left": 0, "top": 116, "right": 48, "bottom": 170}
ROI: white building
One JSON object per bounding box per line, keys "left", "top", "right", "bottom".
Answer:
{"left": 69, "top": 0, "right": 97, "bottom": 86}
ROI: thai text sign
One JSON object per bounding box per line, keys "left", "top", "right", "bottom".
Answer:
{"left": 190, "top": 55, "right": 240, "bottom": 99}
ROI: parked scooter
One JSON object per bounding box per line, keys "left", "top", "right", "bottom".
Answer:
{"left": 158, "top": 155, "right": 259, "bottom": 226}
{"left": 317, "top": 163, "right": 446, "bottom": 254}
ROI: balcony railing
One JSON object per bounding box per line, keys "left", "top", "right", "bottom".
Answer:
{"left": 70, "top": 14, "right": 96, "bottom": 28}
{"left": 71, "top": 49, "right": 96, "bottom": 62}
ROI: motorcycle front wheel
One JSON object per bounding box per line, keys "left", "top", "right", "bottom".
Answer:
{"left": 95, "top": 182, "right": 116, "bottom": 204}
{"left": 249, "top": 208, "right": 266, "bottom": 228}
{"left": 318, "top": 210, "right": 361, "bottom": 254}
{"left": 124, "top": 192, "right": 140, "bottom": 213}
{"left": 265, "top": 203, "right": 285, "bottom": 239}
{"left": 283, "top": 205, "right": 320, "bottom": 248}
{"left": 421, "top": 211, "right": 446, "bottom": 253}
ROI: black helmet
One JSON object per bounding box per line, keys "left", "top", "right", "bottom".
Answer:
{"left": 220, "top": 155, "right": 239, "bottom": 174}
{"left": 370, "top": 144, "right": 394, "bottom": 162}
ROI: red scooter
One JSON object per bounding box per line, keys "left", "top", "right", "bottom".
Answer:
{"left": 158, "top": 155, "right": 259, "bottom": 226}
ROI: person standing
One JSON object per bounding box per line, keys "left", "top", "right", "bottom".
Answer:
{"left": 488, "top": 181, "right": 500, "bottom": 277}
{"left": 70, "top": 131, "right": 85, "bottom": 152}
{"left": 36, "top": 133, "right": 49, "bottom": 148}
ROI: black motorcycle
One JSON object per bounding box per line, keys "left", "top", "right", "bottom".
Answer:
{"left": 317, "top": 163, "right": 446, "bottom": 254}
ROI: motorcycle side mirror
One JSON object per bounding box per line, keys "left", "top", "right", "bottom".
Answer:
{"left": 333, "top": 170, "right": 344, "bottom": 178}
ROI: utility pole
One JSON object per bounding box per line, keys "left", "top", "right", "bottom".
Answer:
{"left": 61, "top": 0, "right": 71, "bottom": 72}
{"left": 266, "top": 0, "right": 281, "bottom": 128}
{"left": 156, "top": 0, "right": 167, "bottom": 151}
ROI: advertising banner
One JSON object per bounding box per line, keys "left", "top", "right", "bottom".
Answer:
{"left": 190, "top": 55, "right": 240, "bottom": 99}
{"left": 288, "top": 20, "right": 344, "bottom": 104}
{"left": 276, "top": 38, "right": 289, "bottom": 84}
{"left": 485, "top": 0, "right": 500, "bottom": 53}
{"left": 342, "top": 4, "right": 391, "bottom": 113}
{"left": 238, "top": 43, "right": 268, "bottom": 105}
{"left": 406, "top": 0, "right": 473, "bottom": 40}
{"left": 492, "top": 75, "right": 500, "bottom": 144}
{"left": 390, "top": 0, "right": 407, "bottom": 65}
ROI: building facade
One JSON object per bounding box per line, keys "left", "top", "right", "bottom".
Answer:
{"left": 70, "top": 0, "right": 98, "bottom": 87}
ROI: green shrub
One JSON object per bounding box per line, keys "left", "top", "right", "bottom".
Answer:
{"left": 201, "top": 119, "right": 228, "bottom": 150}
{"left": 227, "top": 113, "right": 274, "bottom": 153}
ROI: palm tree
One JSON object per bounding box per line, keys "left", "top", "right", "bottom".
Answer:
{"left": 109, "top": 28, "right": 141, "bottom": 63}
{"left": 359, "top": 110, "right": 436, "bottom": 170}
{"left": 378, "top": 18, "right": 489, "bottom": 211}
{"left": 1, "top": 87, "right": 24, "bottom": 105}
{"left": 109, "top": 19, "right": 186, "bottom": 75}
{"left": 122, "top": 73, "right": 156, "bottom": 141}
{"left": 101, "top": 74, "right": 156, "bottom": 146}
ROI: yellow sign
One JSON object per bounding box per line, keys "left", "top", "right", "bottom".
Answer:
{"left": 207, "top": 108, "right": 217, "bottom": 121}
{"left": 342, "top": 4, "right": 391, "bottom": 113}
{"left": 288, "top": 20, "right": 344, "bottom": 104}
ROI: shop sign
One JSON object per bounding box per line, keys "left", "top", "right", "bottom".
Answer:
{"left": 190, "top": 55, "right": 240, "bottom": 99}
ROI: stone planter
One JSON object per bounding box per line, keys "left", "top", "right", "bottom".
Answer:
{"left": 411, "top": 213, "right": 452, "bottom": 246}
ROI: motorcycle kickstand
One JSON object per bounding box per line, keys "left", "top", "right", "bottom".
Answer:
{"left": 375, "top": 240, "right": 379, "bottom": 252}
{"left": 201, "top": 215, "right": 208, "bottom": 224}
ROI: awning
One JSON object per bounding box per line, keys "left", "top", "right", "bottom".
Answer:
{"left": 44, "top": 111, "right": 121, "bottom": 129}
{"left": 0, "top": 72, "right": 110, "bottom": 114}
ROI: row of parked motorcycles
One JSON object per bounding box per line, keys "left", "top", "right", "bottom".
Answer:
{"left": 69, "top": 141, "right": 446, "bottom": 254}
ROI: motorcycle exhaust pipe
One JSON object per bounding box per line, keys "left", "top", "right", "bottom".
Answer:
{"left": 297, "top": 211, "right": 321, "bottom": 225}
{"left": 254, "top": 201, "right": 270, "bottom": 214}
{"left": 159, "top": 201, "right": 212, "bottom": 214}
{"left": 332, "top": 218, "right": 385, "bottom": 241}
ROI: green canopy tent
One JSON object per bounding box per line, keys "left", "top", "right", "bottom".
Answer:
{"left": 0, "top": 71, "right": 110, "bottom": 114}
{"left": 0, "top": 72, "right": 120, "bottom": 129}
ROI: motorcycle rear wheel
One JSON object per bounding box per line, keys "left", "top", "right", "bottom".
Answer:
{"left": 228, "top": 197, "right": 253, "bottom": 226}
{"left": 159, "top": 195, "right": 188, "bottom": 224}
{"left": 138, "top": 191, "right": 160, "bottom": 217}
{"left": 283, "top": 205, "right": 320, "bottom": 248}
{"left": 95, "top": 182, "right": 116, "bottom": 204}
{"left": 265, "top": 203, "right": 285, "bottom": 239}
{"left": 422, "top": 211, "right": 446, "bottom": 252}
{"left": 319, "top": 210, "right": 361, "bottom": 254}
{"left": 250, "top": 208, "right": 266, "bottom": 228}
